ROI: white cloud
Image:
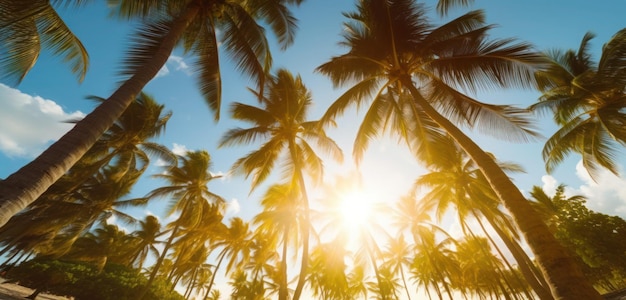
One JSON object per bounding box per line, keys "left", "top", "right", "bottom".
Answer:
{"left": 540, "top": 161, "right": 626, "bottom": 219}
{"left": 0, "top": 83, "right": 84, "bottom": 158}
{"left": 156, "top": 55, "right": 191, "bottom": 78}
{"left": 172, "top": 143, "right": 189, "bottom": 156}
{"left": 226, "top": 198, "right": 241, "bottom": 215}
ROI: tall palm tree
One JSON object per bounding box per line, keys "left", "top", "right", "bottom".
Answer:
{"left": 316, "top": 1, "right": 598, "bottom": 298}
{"left": 382, "top": 234, "right": 413, "bottom": 300}
{"left": 140, "top": 150, "right": 225, "bottom": 298}
{"left": 252, "top": 183, "right": 300, "bottom": 300}
{"left": 0, "top": 0, "right": 302, "bottom": 228}
{"left": 220, "top": 68, "right": 342, "bottom": 300}
{"left": 0, "top": 0, "right": 89, "bottom": 84}
{"left": 0, "top": 92, "right": 173, "bottom": 258}
{"left": 414, "top": 138, "right": 551, "bottom": 299}
{"left": 531, "top": 29, "right": 626, "bottom": 180}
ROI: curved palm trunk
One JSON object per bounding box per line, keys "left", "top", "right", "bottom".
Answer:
{"left": 205, "top": 250, "right": 227, "bottom": 296}
{"left": 399, "top": 265, "right": 412, "bottom": 300}
{"left": 139, "top": 223, "right": 182, "bottom": 300}
{"left": 480, "top": 213, "right": 553, "bottom": 300}
{"left": 0, "top": 3, "right": 202, "bottom": 229}
{"left": 471, "top": 213, "right": 542, "bottom": 299}
{"left": 402, "top": 80, "right": 600, "bottom": 299}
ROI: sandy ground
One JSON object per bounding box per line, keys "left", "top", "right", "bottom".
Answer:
{"left": 0, "top": 278, "right": 69, "bottom": 300}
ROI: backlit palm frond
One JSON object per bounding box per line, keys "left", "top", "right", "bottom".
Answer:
{"left": 106, "top": 0, "right": 165, "bottom": 20}
{"left": 296, "top": 140, "right": 324, "bottom": 184}
{"left": 301, "top": 122, "right": 344, "bottom": 163}
{"left": 190, "top": 21, "right": 222, "bottom": 119}
{"left": 317, "top": 77, "right": 382, "bottom": 127}
{"left": 427, "top": 38, "right": 543, "bottom": 93}
{"left": 219, "top": 127, "right": 271, "bottom": 148}
{"left": 428, "top": 79, "right": 541, "bottom": 142}
{"left": 425, "top": 10, "right": 486, "bottom": 45}
{"left": 249, "top": 0, "right": 299, "bottom": 50}
{"left": 582, "top": 124, "right": 621, "bottom": 179}
{"left": 436, "top": 0, "right": 474, "bottom": 16}
{"left": 222, "top": 4, "right": 271, "bottom": 89}
{"left": 596, "top": 28, "right": 626, "bottom": 87}
{"left": 119, "top": 17, "right": 172, "bottom": 80}
{"left": 230, "top": 102, "right": 276, "bottom": 125}
{"left": 0, "top": 16, "right": 40, "bottom": 84}
{"left": 353, "top": 89, "right": 391, "bottom": 163}
{"left": 38, "top": 5, "right": 89, "bottom": 82}
{"left": 231, "top": 138, "right": 283, "bottom": 192}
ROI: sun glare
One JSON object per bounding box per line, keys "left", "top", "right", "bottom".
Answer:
{"left": 338, "top": 189, "right": 374, "bottom": 230}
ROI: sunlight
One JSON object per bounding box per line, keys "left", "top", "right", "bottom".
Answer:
{"left": 337, "top": 189, "right": 375, "bottom": 231}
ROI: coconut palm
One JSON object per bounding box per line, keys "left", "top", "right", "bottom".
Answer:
{"left": 382, "top": 234, "right": 413, "bottom": 300}
{"left": 531, "top": 29, "right": 626, "bottom": 180}
{"left": 0, "top": 0, "right": 302, "bottom": 228}
{"left": 140, "top": 150, "right": 225, "bottom": 298}
{"left": 220, "top": 68, "right": 342, "bottom": 299}
{"left": 204, "top": 217, "right": 254, "bottom": 297}
{"left": 414, "top": 138, "right": 551, "bottom": 299}
{"left": 129, "top": 215, "right": 163, "bottom": 270}
{"left": 316, "top": 1, "right": 598, "bottom": 297}
{"left": 0, "top": 0, "right": 89, "bottom": 84}
{"left": 252, "top": 183, "right": 300, "bottom": 300}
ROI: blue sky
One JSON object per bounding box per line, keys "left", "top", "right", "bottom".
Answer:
{"left": 1, "top": 0, "right": 626, "bottom": 296}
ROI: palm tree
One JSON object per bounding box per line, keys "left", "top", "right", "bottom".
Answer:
{"left": 414, "top": 138, "right": 551, "bottom": 299}
{"left": 0, "top": 0, "right": 88, "bottom": 84}
{"left": 129, "top": 215, "right": 163, "bottom": 270}
{"left": 382, "top": 234, "right": 413, "bottom": 300}
{"left": 316, "top": 1, "right": 598, "bottom": 298}
{"left": 252, "top": 183, "right": 300, "bottom": 300}
{"left": 0, "top": 0, "right": 302, "bottom": 228}
{"left": 531, "top": 29, "right": 626, "bottom": 180}
{"left": 204, "top": 217, "right": 254, "bottom": 297}
{"left": 0, "top": 92, "right": 173, "bottom": 258}
{"left": 220, "top": 68, "right": 342, "bottom": 300}
{"left": 140, "top": 150, "right": 225, "bottom": 298}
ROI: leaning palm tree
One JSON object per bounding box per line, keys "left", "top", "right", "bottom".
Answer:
{"left": 531, "top": 29, "right": 626, "bottom": 180}
{"left": 140, "top": 150, "right": 226, "bottom": 298}
{"left": 129, "top": 215, "right": 163, "bottom": 270}
{"left": 220, "top": 68, "right": 342, "bottom": 300}
{"left": 316, "top": 1, "right": 598, "bottom": 298}
{"left": 0, "top": 0, "right": 302, "bottom": 228}
{"left": 0, "top": 0, "right": 89, "bottom": 84}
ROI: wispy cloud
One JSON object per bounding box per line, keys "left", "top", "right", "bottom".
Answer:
{"left": 226, "top": 198, "right": 241, "bottom": 216}
{"left": 156, "top": 55, "right": 191, "bottom": 78}
{"left": 172, "top": 143, "right": 189, "bottom": 156}
{"left": 0, "top": 84, "right": 84, "bottom": 158}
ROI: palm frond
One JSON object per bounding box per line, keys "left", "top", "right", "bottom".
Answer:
{"left": 218, "top": 127, "right": 271, "bottom": 148}
{"left": 190, "top": 20, "right": 222, "bottom": 120}
{"left": 119, "top": 17, "right": 172, "bottom": 80}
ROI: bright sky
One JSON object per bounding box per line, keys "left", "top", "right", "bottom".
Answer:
{"left": 1, "top": 0, "right": 626, "bottom": 297}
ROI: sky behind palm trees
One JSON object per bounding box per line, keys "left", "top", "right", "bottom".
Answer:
{"left": 1, "top": 0, "right": 626, "bottom": 259}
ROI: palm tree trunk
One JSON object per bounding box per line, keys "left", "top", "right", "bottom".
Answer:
{"left": 205, "top": 251, "right": 226, "bottom": 296}
{"left": 402, "top": 80, "right": 601, "bottom": 299}
{"left": 278, "top": 226, "right": 290, "bottom": 300}
{"left": 0, "top": 2, "right": 202, "bottom": 229}
{"left": 291, "top": 166, "right": 311, "bottom": 300}
{"left": 399, "top": 266, "right": 412, "bottom": 300}
{"left": 139, "top": 223, "right": 182, "bottom": 300}
{"left": 480, "top": 213, "right": 553, "bottom": 300}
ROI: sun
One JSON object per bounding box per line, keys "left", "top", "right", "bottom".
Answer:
{"left": 337, "top": 189, "right": 375, "bottom": 231}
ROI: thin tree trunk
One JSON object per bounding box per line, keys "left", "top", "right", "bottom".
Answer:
{"left": 402, "top": 80, "right": 601, "bottom": 299}
{"left": 399, "top": 266, "right": 412, "bottom": 300}
{"left": 205, "top": 251, "right": 226, "bottom": 296}
{"left": 291, "top": 164, "right": 311, "bottom": 300}
{"left": 0, "top": 2, "right": 202, "bottom": 229}
{"left": 472, "top": 213, "right": 542, "bottom": 299}
{"left": 278, "top": 226, "right": 290, "bottom": 300}
{"left": 139, "top": 223, "right": 182, "bottom": 300}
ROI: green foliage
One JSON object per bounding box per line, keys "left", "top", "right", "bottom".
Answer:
{"left": 6, "top": 259, "right": 184, "bottom": 300}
